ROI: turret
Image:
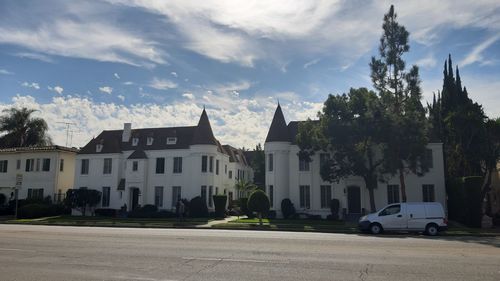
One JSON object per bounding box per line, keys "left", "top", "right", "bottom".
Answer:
{"left": 265, "top": 103, "right": 290, "bottom": 143}
{"left": 191, "top": 108, "right": 217, "bottom": 145}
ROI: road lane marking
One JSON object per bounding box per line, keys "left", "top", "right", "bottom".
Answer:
{"left": 182, "top": 257, "right": 289, "bottom": 264}
{"left": 0, "top": 248, "right": 36, "bottom": 252}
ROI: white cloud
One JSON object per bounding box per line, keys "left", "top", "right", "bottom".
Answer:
{"left": 0, "top": 92, "right": 322, "bottom": 148}
{"left": 99, "top": 86, "right": 113, "bottom": 94}
{"left": 123, "top": 81, "right": 134, "bottom": 85}
{"left": 14, "top": 52, "right": 54, "bottom": 63}
{"left": 182, "top": 92, "right": 195, "bottom": 100}
{"left": 416, "top": 54, "right": 437, "bottom": 69}
{"left": 21, "top": 82, "right": 40, "bottom": 90}
{"left": 460, "top": 34, "right": 500, "bottom": 67}
{"left": 48, "top": 85, "right": 64, "bottom": 95}
{"left": 114, "top": 73, "right": 120, "bottom": 79}
{"left": 0, "top": 20, "right": 166, "bottom": 68}
{"left": 0, "top": 69, "right": 13, "bottom": 75}
{"left": 304, "top": 59, "right": 320, "bottom": 69}
{"left": 171, "top": 71, "right": 178, "bottom": 78}
{"left": 149, "top": 77, "right": 178, "bottom": 90}
{"left": 117, "top": 95, "right": 125, "bottom": 101}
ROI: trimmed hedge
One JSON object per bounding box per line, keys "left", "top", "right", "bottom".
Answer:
{"left": 17, "top": 203, "right": 66, "bottom": 219}
{"left": 281, "top": 198, "right": 296, "bottom": 219}
{"left": 189, "top": 196, "right": 208, "bottom": 218}
{"left": 213, "top": 195, "right": 227, "bottom": 218}
{"left": 447, "top": 176, "right": 483, "bottom": 227}
{"left": 95, "top": 208, "right": 117, "bottom": 217}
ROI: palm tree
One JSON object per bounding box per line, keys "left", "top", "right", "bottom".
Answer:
{"left": 0, "top": 107, "right": 52, "bottom": 148}
{"left": 234, "top": 179, "right": 257, "bottom": 198}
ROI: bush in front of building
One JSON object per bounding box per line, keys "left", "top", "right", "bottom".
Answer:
{"left": 248, "top": 190, "right": 270, "bottom": 226}
{"left": 94, "top": 208, "right": 117, "bottom": 217}
{"left": 189, "top": 196, "right": 209, "bottom": 218}
{"left": 447, "top": 176, "right": 483, "bottom": 227}
{"left": 64, "top": 189, "right": 102, "bottom": 216}
{"left": 128, "top": 204, "right": 158, "bottom": 218}
{"left": 212, "top": 195, "right": 227, "bottom": 218}
{"left": 329, "top": 199, "right": 340, "bottom": 220}
{"left": 0, "top": 193, "right": 6, "bottom": 206}
{"left": 17, "top": 203, "right": 66, "bottom": 219}
{"left": 281, "top": 198, "right": 296, "bottom": 219}
{"left": 238, "top": 197, "right": 254, "bottom": 218}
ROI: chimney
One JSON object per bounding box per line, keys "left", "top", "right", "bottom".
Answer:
{"left": 122, "top": 123, "right": 132, "bottom": 142}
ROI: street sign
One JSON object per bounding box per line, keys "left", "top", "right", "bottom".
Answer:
{"left": 15, "top": 174, "right": 23, "bottom": 189}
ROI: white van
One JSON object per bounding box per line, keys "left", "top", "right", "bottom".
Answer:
{"left": 358, "top": 202, "right": 448, "bottom": 236}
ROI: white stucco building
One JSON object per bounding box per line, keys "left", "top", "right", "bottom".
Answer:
{"left": 73, "top": 108, "right": 253, "bottom": 211}
{"left": 264, "top": 104, "right": 446, "bottom": 219}
{"left": 0, "top": 146, "right": 78, "bottom": 203}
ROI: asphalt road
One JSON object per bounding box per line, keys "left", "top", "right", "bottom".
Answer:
{"left": 0, "top": 225, "right": 499, "bottom": 281}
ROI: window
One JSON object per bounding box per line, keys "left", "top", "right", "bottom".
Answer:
{"left": 209, "top": 156, "right": 214, "bottom": 173}
{"left": 208, "top": 186, "right": 213, "bottom": 207}
{"left": 102, "top": 186, "right": 110, "bottom": 207}
{"left": 36, "top": 158, "right": 40, "bottom": 171}
{"left": 216, "top": 159, "right": 219, "bottom": 175}
{"left": 299, "top": 185, "right": 311, "bottom": 209}
{"left": 155, "top": 186, "right": 164, "bottom": 208}
{"left": 25, "top": 159, "right": 35, "bottom": 172}
{"left": 229, "top": 170, "right": 232, "bottom": 179}
{"left": 320, "top": 153, "right": 330, "bottom": 169}
{"left": 268, "top": 185, "right": 274, "bottom": 208}
{"left": 96, "top": 144, "right": 103, "bottom": 152}
{"left": 379, "top": 204, "right": 401, "bottom": 216}
{"left": 59, "top": 159, "right": 64, "bottom": 172}
{"left": 215, "top": 187, "right": 219, "bottom": 195}
{"left": 173, "top": 157, "right": 182, "bottom": 173}
{"left": 132, "top": 161, "right": 138, "bottom": 171}
{"left": 27, "top": 188, "right": 44, "bottom": 200}
{"left": 103, "top": 158, "right": 112, "bottom": 174}
{"left": 42, "top": 158, "right": 50, "bottom": 171}
{"left": 172, "top": 186, "right": 181, "bottom": 208}
{"left": 167, "top": 137, "right": 177, "bottom": 145}
{"left": 0, "top": 160, "right": 7, "bottom": 173}
{"left": 299, "top": 157, "right": 310, "bottom": 171}
{"left": 425, "top": 149, "right": 433, "bottom": 168}
{"left": 268, "top": 154, "right": 273, "bottom": 171}
{"left": 201, "top": 156, "right": 208, "bottom": 172}
{"left": 422, "top": 184, "right": 435, "bottom": 202}
{"left": 201, "top": 186, "right": 207, "bottom": 205}
{"left": 16, "top": 159, "right": 21, "bottom": 170}
{"left": 132, "top": 137, "right": 139, "bottom": 146}
{"left": 81, "top": 159, "right": 89, "bottom": 175}
{"left": 147, "top": 137, "right": 153, "bottom": 145}
{"left": 225, "top": 165, "right": 227, "bottom": 174}
{"left": 387, "top": 185, "right": 400, "bottom": 204}
{"left": 320, "top": 185, "right": 332, "bottom": 209}
{"left": 156, "top": 157, "right": 165, "bottom": 174}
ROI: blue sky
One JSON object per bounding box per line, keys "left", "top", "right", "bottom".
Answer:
{"left": 1, "top": 0, "right": 499, "bottom": 148}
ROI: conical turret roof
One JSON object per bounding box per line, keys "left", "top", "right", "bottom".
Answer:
{"left": 191, "top": 108, "right": 217, "bottom": 145}
{"left": 265, "top": 103, "right": 290, "bottom": 143}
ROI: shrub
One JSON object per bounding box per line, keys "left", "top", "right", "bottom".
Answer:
{"left": 128, "top": 205, "right": 158, "bottom": 218}
{"left": 189, "top": 196, "right": 208, "bottom": 218}
{"left": 212, "top": 195, "right": 227, "bottom": 218}
{"left": 281, "top": 198, "right": 296, "bottom": 219}
{"left": 151, "top": 210, "right": 176, "bottom": 218}
{"left": 307, "top": 214, "right": 322, "bottom": 220}
{"left": 463, "top": 176, "right": 482, "bottom": 227}
{"left": 65, "top": 189, "right": 101, "bottom": 216}
{"left": 95, "top": 208, "right": 117, "bottom": 217}
{"left": 239, "top": 197, "right": 253, "bottom": 218}
{"left": 247, "top": 190, "right": 270, "bottom": 225}
{"left": 0, "top": 193, "right": 6, "bottom": 206}
{"left": 330, "top": 199, "right": 340, "bottom": 220}
{"left": 267, "top": 210, "right": 277, "bottom": 219}
{"left": 18, "top": 204, "right": 51, "bottom": 219}
{"left": 141, "top": 204, "right": 158, "bottom": 213}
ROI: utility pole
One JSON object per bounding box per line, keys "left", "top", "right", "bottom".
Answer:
{"left": 57, "top": 122, "right": 76, "bottom": 147}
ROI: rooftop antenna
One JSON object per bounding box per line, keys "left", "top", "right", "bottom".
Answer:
{"left": 57, "top": 122, "right": 77, "bottom": 147}
{"left": 68, "top": 128, "right": 81, "bottom": 147}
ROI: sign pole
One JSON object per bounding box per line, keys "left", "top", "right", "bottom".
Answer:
{"left": 15, "top": 174, "right": 23, "bottom": 220}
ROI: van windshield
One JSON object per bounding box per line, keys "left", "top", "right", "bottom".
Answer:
{"left": 379, "top": 204, "right": 401, "bottom": 216}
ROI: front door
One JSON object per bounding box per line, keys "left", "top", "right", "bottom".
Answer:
{"left": 347, "top": 186, "right": 361, "bottom": 214}
{"left": 130, "top": 188, "right": 140, "bottom": 210}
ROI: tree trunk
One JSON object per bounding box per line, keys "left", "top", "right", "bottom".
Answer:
{"left": 399, "top": 167, "right": 407, "bottom": 202}
{"left": 258, "top": 212, "right": 262, "bottom": 226}
{"left": 364, "top": 175, "right": 377, "bottom": 213}
{"left": 480, "top": 168, "right": 493, "bottom": 216}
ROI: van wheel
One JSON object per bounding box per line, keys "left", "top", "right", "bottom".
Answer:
{"left": 425, "top": 224, "right": 438, "bottom": 236}
{"left": 370, "top": 223, "right": 383, "bottom": 235}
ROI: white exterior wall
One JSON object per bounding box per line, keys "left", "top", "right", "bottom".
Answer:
{"left": 265, "top": 142, "right": 447, "bottom": 218}
{"left": 73, "top": 145, "right": 254, "bottom": 212}
{"left": 0, "top": 149, "right": 76, "bottom": 202}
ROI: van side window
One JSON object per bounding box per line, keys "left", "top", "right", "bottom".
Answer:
{"left": 379, "top": 204, "right": 401, "bottom": 216}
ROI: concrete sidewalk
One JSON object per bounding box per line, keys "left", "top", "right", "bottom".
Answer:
{"left": 196, "top": 215, "right": 241, "bottom": 228}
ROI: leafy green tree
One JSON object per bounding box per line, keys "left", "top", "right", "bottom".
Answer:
{"left": 65, "top": 189, "right": 101, "bottom": 216}
{"left": 247, "top": 190, "right": 270, "bottom": 226}
{"left": 297, "top": 88, "right": 387, "bottom": 212}
{"left": 0, "top": 107, "right": 52, "bottom": 148}
{"left": 234, "top": 179, "right": 257, "bottom": 198}
{"left": 250, "top": 143, "right": 265, "bottom": 188}
{"left": 370, "top": 5, "right": 429, "bottom": 202}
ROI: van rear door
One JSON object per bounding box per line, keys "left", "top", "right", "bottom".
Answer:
{"left": 407, "top": 204, "right": 427, "bottom": 230}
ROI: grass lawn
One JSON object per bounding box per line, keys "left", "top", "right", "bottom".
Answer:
{"left": 213, "top": 218, "right": 359, "bottom": 233}
{"left": 4, "top": 215, "right": 214, "bottom": 228}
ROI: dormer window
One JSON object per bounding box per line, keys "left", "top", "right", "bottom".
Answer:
{"left": 96, "top": 144, "right": 103, "bottom": 152}
{"left": 167, "top": 137, "right": 177, "bottom": 145}
{"left": 147, "top": 137, "right": 154, "bottom": 146}
{"left": 132, "top": 137, "right": 139, "bottom": 146}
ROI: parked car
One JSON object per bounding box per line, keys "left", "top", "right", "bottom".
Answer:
{"left": 358, "top": 202, "right": 448, "bottom": 236}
